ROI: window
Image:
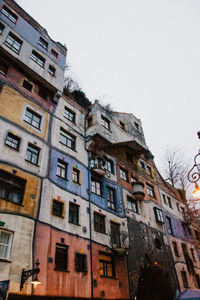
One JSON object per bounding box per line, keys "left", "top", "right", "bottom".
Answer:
{"left": 5, "top": 132, "right": 20, "bottom": 150}
{"left": 0, "top": 23, "right": 5, "bottom": 35}
{"left": 140, "top": 159, "right": 146, "bottom": 170}
{"left": 24, "top": 108, "right": 42, "bottom": 129}
{"left": 182, "top": 243, "right": 188, "bottom": 258}
{"left": 0, "top": 230, "right": 12, "bottom": 260}
{"left": 107, "top": 187, "right": 116, "bottom": 210}
{"left": 127, "top": 196, "right": 138, "bottom": 213}
{"left": 120, "top": 168, "right": 128, "bottom": 182}
{"left": 22, "top": 79, "right": 33, "bottom": 92}
{"left": 52, "top": 200, "right": 64, "bottom": 217}
{"left": 166, "top": 216, "right": 173, "bottom": 235}
{"left": 99, "top": 253, "right": 115, "bottom": 278}
{"left": 94, "top": 212, "right": 105, "bottom": 233}
{"left": 162, "top": 194, "right": 167, "bottom": 204}
{"left": 134, "top": 122, "right": 139, "bottom": 130}
{"left": 110, "top": 222, "right": 120, "bottom": 247}
{"left": 55, "top": 243, "right": 68, "bottom": 271}
{"left": 90, "top": 157, "right": 99, "bottom": 169}
{"left": 38, "top": 86, "right": 48, "bottom": 100}
{"left": 69, "top": 202, "right": 79, "bottom": 225}
{"left": 154, "top": 207, "right": 164, "bottom": 223}
{"left": 59, "top": 128, "right": 76, "bottom": 150}
{"left": 195, "top": 274, "right": 200, "bottom": 289}
{"left": 131, "top": 176, "right": 137, "bottom": 184}
{"left": 72, "top": 167, "right": 80, "bottom": 184}
{"left": 126, "top": 152, "right": 133, "bottom": 162}
{"left": 56, "top": 159, "right": 68, "bottom": 179}
{"left": 87, "top": 116, "right": 93, "bottom": 127}
{"left": 104, "top": 159, "right": 113, "bottom": 173}
{"left": 38, "top": 37, "right": 48, "bottom": 50}
{"left": 0, "top": 60, "right": 9, "bottom": 75}
{"left": 167, "top": 197, "right": 173, "bottom": 208}
{"left": 181, "top": 271, "right": 188, "bottom": 288}
{"left": 172, "top": 241, "right": 179, "bottom": 257}
{"left": 1, "top": 6, "right": 18, "bottom": 23}
{"left": 101, "top": 115, "right": 110, "bottom": 130}
{"left": 48, "top": 65, "right": 56, "bottom": 76}
{"left": 176, "top": 203, "right": 180, "bottom": 211}
{"left": 191, "top": 248, "right": 196, "bottom": 261}
{"left": 26, "top": 144, "right": 40, "bottom": 165}
{"left": 91, "top": 177, "right": 101, "bottom": 196}
{"left": 31, "top": 50, "right": 45, "bottom": 67}
{"left": 146, "top": 183, "right": 155, "bottom": 197}
{"left": 147, "top": 166, "right": 152, "bottom": 176}
{"left": 0, "top": 169, "right": 26, "bottom": 205}
{"left": 51, "top": 48, "right": 58, "bottom": 58}
{"left": 64, "top": 107, "right": 76, "bottom": 123}
{"left": 75, "top": 253, "right": 87, "bottom": 272}
{"left": 119, "top": 120, "right": 125, "bottom": 131}
{"left": 155, "top": 238, "right": 162, "bottom": 249}
{"left": 181, "top": 207, "right": 185, "bottom": 215}
{"left": 5, "top": 32, "right": 23, "bottom": 54}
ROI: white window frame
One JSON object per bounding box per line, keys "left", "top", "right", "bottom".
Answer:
{"left": 0, "top": 229, "right": 13, "bottom": 260}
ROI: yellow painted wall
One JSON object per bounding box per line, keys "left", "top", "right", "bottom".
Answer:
{"left": 0, "top": 164, "right": 41, "bottom": 218}
{"left": 0, "top": 85, "right": 49, "bottom": 140}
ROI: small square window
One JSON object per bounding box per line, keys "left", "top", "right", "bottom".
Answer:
{"left": 1, "top": 6, "right": 18, "bottom": 24}
{"left": 38, "top": 37, "right": 48, "bottom": 50}
{"left": 48, "top": 65, "right": 56, "bottom": 76}
{"left": 56, "top": 159, "right": 68, "bottom": 179}
{"left": 127, "top": 196, "right": 138, "bottom": 213}
{"left": 5, "top": 32, "right": 23, "bottom": 54}
{"left": 0, "top": 229, "right": 12, "bottom": 260}
{"left": 134, "top": 122, "right": 139, "bottom": 130}
{"left": 120, "top": 168, "right": 128, "bottom": 182}
{"left": 69, "top": 202, "right": 79, "bottom": 225}
{"left": 5, "top": 132, "right": 20, "bottom": 150}
{"left": 24, "top": 108, "right": 42, "bottom": 129}
{"left": 31, "top": 50, "right": 45, "bottom": 67}
{"left": 51, "top": 48, "right": 59, "bottom": 58}
{"left": 52, "top": 200, "right": 64, "bottom": 217}
{"left": 26, "top": 143, "right": 40, "bottom": 165}
{"left": 64, "top": 107, "right": 76, "bottom": 123}
{"left": 146, "top": 183, "right": 155, "bottom": 197}
{"left": 55, "top": 243, "right": 68, "bottom": 271}
{"left": 59, "top": 128, "right": 76, "bottom": 150}
{"left": 75, "top": 253, "right": 87, "bottom": 272}
{"left": 22, "top": 79, "right": 33, "bottom": 92}
{"left": 101, "top": 115, "right": 110, "bottom": 130}
{"left": 0, "top": 60, "right": 9, "bottom": 75}
{"left": 154, "top": 207, "right": 164, "bottom": 223}
{"left": 94, "top": 212, "right": 106, "bottom": 233}
{"left": 72, "top": 167, "right": 80, "bottom": 184}
{"left": 0, "top": 23, "right": 5, "bottom": 35}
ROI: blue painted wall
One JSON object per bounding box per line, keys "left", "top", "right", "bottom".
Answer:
{"left": 0, "top": 0, "right": 66, "bottom": 69}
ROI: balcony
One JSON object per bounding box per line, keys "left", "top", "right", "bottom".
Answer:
{"left": 132, "top": 181, "right": 145, "bottom": 201}
{"left": 110, "top": 231, "right": 129, "bottom": 256}
{"left": 90, "top": 157, "right": 106, "bottom": 176}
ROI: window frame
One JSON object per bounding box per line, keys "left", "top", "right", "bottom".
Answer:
{"left": 5, "top": 32, "right": 23, "bottom": 54}
{"left": 104, "top": 159, "right": 113, "bottom": 173}
{"left": 24, "top": 107, "right": 42, "bottom": 130}
{"left": 51, "top": 48, "right": 59, "bottom": 58}
{"left": 48, "top": 65, "right": 56, "bottom": 76}
{"left": 64, "top": 107, "right": 76, "bottom": 123}
{"left": 101, "top": 115, "right": 110, "bottom": 130}
{"left": 94, "top": 212, "right": 106, "bottom": 234}
{"left": 1, "top": 6, "right": 18, "bottom": 24}
{"left": 52, "top": 200, "right": 64, "bottom": 218}
{"left": 110, "top": 222, "right": 120, "bottom": 247}
{"left": 72, "top": 167, "right": 80, "bottom": 184}
{"left": 127, "top": 196, "right": 138, "bottom": 213}
{"left": 38, "top": 37, "right": 48, "bottom": 50}
{"left": 107, "top": 186, "right": 116, "bottom": 211}
{"left": 68, "top": 202, "right": 79, "bottom": 225}
{"left": 146, "top": 183, "right": 155, "bottom": 197}
{"left": 56, "top": 159, "right": 68, "bottom": 180}
{"left": 31, "top": 50, "right": 45, "bottom": 67}
{"left": 154, "top": 207, "right": 164, "bottom": 223}
{"left": 172, "top": 241, "right": 179, "bottom": 257}
{"left": 0, "top": 169, "right": 26, "bottom": 205}
{"left": 75, "top": 253, "right": 87, "bottom": 272}
{"left": 91, "top": 177, "right": 102, "bottom": 196}
{"left": 5, "top": 132, "right": 20, "bottom": 150}
{"left": 25, "top": 143, "right": 40, "bottom": 166}
{"left": 0, "top": 229, "right": 13, "bottom": 260}
{"left": 120, "top": 167, "right": 128, "bottom": 182}
{"left": 22, "top": 79, "right": 33, "bottom": 92}
{"left": 166, "top": 216, "right": 173, "bottom": 235}
{"left": 59, "top": 128, "right": 76, "bottom": 150}
{"left": 55, "top": 243, "right": 68, "bottom": 271}
{"left": 99, "top": 252, "right": 115, "bottom": 278}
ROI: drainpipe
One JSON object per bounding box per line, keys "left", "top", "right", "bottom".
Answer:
{"left": 84, "top": 108, "right": 93, "bottom": 298}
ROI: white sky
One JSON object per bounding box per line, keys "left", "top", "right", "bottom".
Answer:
{"left": 18, "top": 0, "right": 200, "bottom": 177}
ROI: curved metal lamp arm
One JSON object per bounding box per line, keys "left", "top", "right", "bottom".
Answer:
{"left": 187, "top": 151, "right": 200, "bottom": 184}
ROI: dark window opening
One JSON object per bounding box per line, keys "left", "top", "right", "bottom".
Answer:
{"left": 166, "top": 216, "right": 173, "bottom": 235}
{"left": 55, "top": 243, "right": 68, "bottom": 271}
{"left": 5, "top": 132, "right": 20, "bottom": 150}
{"left": 38, "top": 37, "right": 48, "bottom": 50}
{"left": 94, "top": 212, "right": 105, "bottom": 233}
{"left": 0, "top": 23, "right": 5, "bottom": 35}
{"left": 126, "top": 152, "right": 133, "bottom": 162}
{"left": 51, "top": 48, "right": 59, "bottom": 58}
{"left": 75, "top": 253, "right": 87, "bottom": 272}
{"left": 52, "top": 200, "right": 64, "bottom": 217}
{"left": 101, "top": 115, "right": 110, "bottom": 130}
{"left": 0, "top": 169, "right": 26, "bottom": 205}
{"left": 110, "top": 222, "right": 120, "bottom": 247}
{"left": 1, "top": 6, "right": 18, "bottom": 23}
{"left": 48, "top": 65, "right": 56, "bottom": 76}
{"left": 0, "top": 60, "right": 9, "bottom": 75}
{"left": 5, "top": 32, "right": 23, "bottom": 54}
{"left": 107, "top": 187, "right": 116, "bottom": 210}
{"left": 181, "top": 270, "right": 189, "bottom": 288}
{"left": 99, "top": 252, "right": 115, "bottom": 278}
{"left": 38, "top": 86, "right": 48, "bottom": 100}
{"left": 155, "top": 238, "right": 162, "bottom": 249}
{"left": 172, "top": 241, "right": 179, "bottom": 257}
{"left": 31, "top": 50, "right": 45, "bottom": 67}
{"left": 22, "top": 79, "right": 33, "bottom": 92}
{"left": 119, "top": 120, "right": 125, "bottom": 130}
{"left": 69, "top": 202, "right": 79, "bottom": 225}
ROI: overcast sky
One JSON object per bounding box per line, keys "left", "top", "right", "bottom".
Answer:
{"left": 18, "top": 0, "right": 200, "bottom": 178}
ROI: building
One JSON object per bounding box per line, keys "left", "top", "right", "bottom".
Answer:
{"left": 0, "top": 1, "right": 200, "bottom": 300}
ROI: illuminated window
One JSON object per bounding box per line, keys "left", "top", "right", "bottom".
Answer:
{"left": 99, "top": 252, "right": 115, "bottom": 278}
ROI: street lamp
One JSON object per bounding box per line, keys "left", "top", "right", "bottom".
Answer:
{"left": 20, "top": 259, "right": 41, "bottom": 290}
{"left": 187, "top": 132, "right": 200, "bottom": 197}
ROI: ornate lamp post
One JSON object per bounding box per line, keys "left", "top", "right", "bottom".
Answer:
{"left": 20, "top": 259, "right": 41, "bottom": 290}
{"left": 187, "top": 132, "right": 200, "bottom": 198}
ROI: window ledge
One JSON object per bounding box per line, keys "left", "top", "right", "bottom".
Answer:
{"left": 0, "top": 258, "right": 11, "bottom": 263}
{"left": 72, "top": 181, "right": 81, "bottom": 185}
{"left": 54, "top": 268, "right": 70, "bottom": 272}
{"left": 68, "top": 221, "right": 81, "bottom": 226}
{"left": 56, "top": 175, "right": 69, "bottom": 181}
{"left": 23, "top": 120, "right": 41, "bottom": 131}
{"left": 25, "top": 159, "right": 40, "bottom": 167}
{"left": 5, "top": 144, "right": 19, "bottom": 151}
{"left": 59, "top": 141, "right": 77, "bottom": 152}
